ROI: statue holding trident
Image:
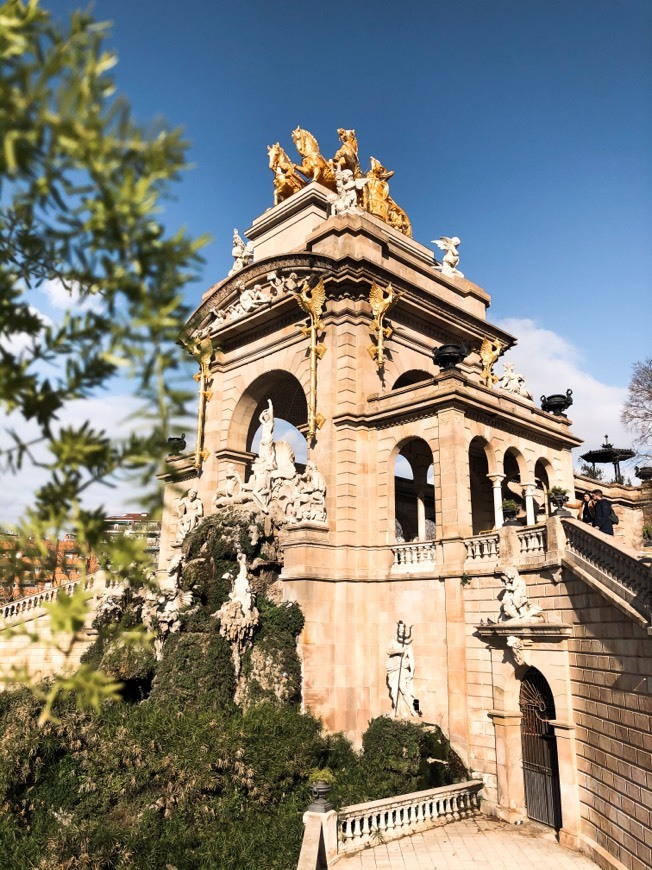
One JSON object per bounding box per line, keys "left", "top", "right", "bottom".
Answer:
{"left": 386, "top": 621, "right": 421, "bottom": 718}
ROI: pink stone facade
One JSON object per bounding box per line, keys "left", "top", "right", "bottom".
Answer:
{"left": 157, "top": 182, "right": 652, "bottom": 870}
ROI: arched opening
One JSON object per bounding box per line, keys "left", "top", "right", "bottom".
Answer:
{"left": 534, "top": 459, "right": 553, "bottom": 521}
{"left": 225, "top": 370, "right": 309, "bottom": 491}
{"left": 519, "top": 667, "right": 562, "bottom": 830}
{"left": 469, "top": 437, "right": 493, "bottom": 534}
{"left": 502, "top": 448, "right": 526, "bottom": 520}
{"left": 393, "top": 438, "right": 435, "bottom": 542}
{"left": 392, "top": 370, "right": 433, "bottom": 390}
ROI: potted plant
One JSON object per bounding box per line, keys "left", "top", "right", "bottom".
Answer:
{"left": 643, "top": 525, "right": 652, "bottom": 547}
{"left": 501, "top": 498, "right": 520, "bottom": 523}
{"left": 548, "top": 486, "right": 570, "bottom": 515}
{"left": 307, "top": 767, "right": 335, "bottom": 812}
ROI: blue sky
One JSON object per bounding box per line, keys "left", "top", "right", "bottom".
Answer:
{"left": 50, "top": 0, "right": 648, "bottom": 385}
{"left": 3, "top": 0, "right": 650, "bottom": 518}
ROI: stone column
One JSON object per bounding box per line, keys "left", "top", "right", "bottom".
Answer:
{"left": 522, "top": 480, "right": 536, "bottom": 526}
{"left": 487, "top": 473, "right": 505, "bottom": 529}
{"left": 417, "top": 490, "right": 426, "bottom": 540}
{"left": 488, "top": 709, "right": 526, "bottom": 823}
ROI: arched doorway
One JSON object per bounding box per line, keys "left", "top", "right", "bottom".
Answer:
{"left": 519, "top": 667, "right": 562, "bottom": 830}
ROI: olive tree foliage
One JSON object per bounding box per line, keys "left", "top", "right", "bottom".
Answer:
{"left": 0, "top": 0, "right": 206, "bottom": 719}
{"left": 621, "top": 358, "right": 652, "bottom": 460}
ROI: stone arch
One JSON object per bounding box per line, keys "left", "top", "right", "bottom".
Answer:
{"left": 391, "top": 370, "right": 433, "bottom": 391}
{"left": 501, "top": 446, "right": 528, "bottom": 514}
{"left": 390, "top": 437, "right": 436, "bottom": 542}
{"left": 227, "top": 369, "right": 308, "bottom": 454}
{"left": 469, "top": 436, "right": 496, "bottom": 534}
{"left": 534, "top": 457, "right": 555, "bottom": 519}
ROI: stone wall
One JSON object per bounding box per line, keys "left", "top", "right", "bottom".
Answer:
{"left": 464, "top": 564, "right": 652, "bottom": 870}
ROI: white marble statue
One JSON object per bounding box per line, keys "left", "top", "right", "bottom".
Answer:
{"left": 432, "top": 236, "right": 464, "bottom": 278}
{"left": 211, "top": 398, "right": 328, "bottom": 528}
{"left": 174, "top": 488, "right": 204, "bottom": 546}
{"left": 291, "top": 459, "right": 327, "bottom": 523}
{"left": 496, "top": 362, "right": 533, "bottom": 400}
{"left": 328, "top": 165, "right": 367, "bottom": 215}
{"left": 386, "top": 621, "right": 421, "bottom": 718}
{"left": 143, "top": 553, "right": 193, "bottom": 659}
{"left": 214, "top": 552, "right": 259, "bottom": 678}
{"left": 230, "top": 551, "right": 255, "bottom": 612}
{"left": 258, "top": 399, "right": 276, "bottom": 468}
{"left": 499, "top": 568, "right": 542, "bottom": 622}
{"left": 228, "top": 229, "right": 253, "bottom": 277}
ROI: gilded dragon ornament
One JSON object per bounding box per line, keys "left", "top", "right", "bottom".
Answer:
{"left": 293, "top": 278, "right": 327, "bottom": 439}
{"left": 368, "top": 281, "right": 401, "bottom": 371}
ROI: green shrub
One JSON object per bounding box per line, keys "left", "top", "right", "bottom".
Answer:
{"left": 150, "top": 631, "right": 235, "bottom": 712}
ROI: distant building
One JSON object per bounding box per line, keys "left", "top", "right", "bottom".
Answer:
{"left": 0, "top": 533, "right": 99, "bottom": 602}
{"left": 103, "top": 513, "right": 161, "bottom": 563}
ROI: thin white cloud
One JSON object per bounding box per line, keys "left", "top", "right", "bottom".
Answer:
{"left": 496, "top": 317, "right": 639, "bottom": 479}
{"left": 38, "top": 278, "right": 103, "bottom": 314}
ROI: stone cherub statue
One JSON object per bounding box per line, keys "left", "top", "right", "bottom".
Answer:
{"left": 499, "top": 568, "right": 542, "bottom": 622}
{"left": 328, "top": 164, "right": 367, "bottom": 216}
{"left": 228, "top": 229, "right": 253, "bottom": 277}
{"left": 496, "top": 361, "right": 533, "bottom": 400}
{"left": 433, "top": 236, "right": 463, "bottom": 278}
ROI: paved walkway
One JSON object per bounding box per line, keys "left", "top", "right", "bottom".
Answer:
{"left": 335, "top": 817, "right": 599, "bottom": 869}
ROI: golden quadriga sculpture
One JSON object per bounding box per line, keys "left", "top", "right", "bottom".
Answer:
{"left": 267, "top": 127, "right": 412, "bottom": 237}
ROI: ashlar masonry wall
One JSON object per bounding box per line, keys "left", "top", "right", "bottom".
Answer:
{"left": 464, "top": 564, "right": 652, "bottom": 870}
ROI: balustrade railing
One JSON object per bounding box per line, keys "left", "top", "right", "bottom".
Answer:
{"left": 562, "top": 519, "right": 652, "bottom": 618}
{"left": 517, "top": 526, "right": 547, "bottom": 556}
{"left": 337, "top": 780, "right": 483, "bottom": 853}
{"left": 464, "top": 534, "right": 499, "bottom": 562}
{"left": 391, "top": 540, "right": 436, "bottom": 569}
{"left": 1, "top": 573, "right": 108, "bottom": 624}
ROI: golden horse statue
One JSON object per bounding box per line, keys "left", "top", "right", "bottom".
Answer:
{"left": 291, "top": 127, "right": 337, "bottom": 190}
{"left": 364, "top": 157, "right": 412, "bottom": 237}
{"left": 268, "top": 142, "right": 306, "bottom": 205}
{"left": 331, "top": 128, "right": 362, "bottom": 178}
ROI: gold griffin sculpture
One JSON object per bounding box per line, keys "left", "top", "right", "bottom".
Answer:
{"left": 368, "top": 281, "right": 402, "bottom": 371}
{"left": 293, "top": 277, "right": 327, "bottom": 439}
{"left": 267, "top": 127, "right": 412, "bottom": 236}
{"left": 479, "top": 338, "right": 504, "bottom": 387}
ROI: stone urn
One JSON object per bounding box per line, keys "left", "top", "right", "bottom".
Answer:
{"left": 635, "top": 466, "right": 652, "bottom": 482}
{"left": 540, "top": 389, "right": 573, "bottom": 416}
{"left": 308, "top": 780, "right": 333, "bottom": 812}
{"left": 433, "top": 343, "right": 467, "bottom": 371}
{"left": 549, "top": 490, "right": 570, "bottom": 515}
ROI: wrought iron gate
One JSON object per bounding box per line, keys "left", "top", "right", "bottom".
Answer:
{"left": 519, "top": 667, "right": 562, "bottom": 829}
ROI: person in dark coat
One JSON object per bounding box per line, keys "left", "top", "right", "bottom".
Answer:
{"left": 579, "top": 492, "right": 595, "bottom": 524}
{"left": 592, "top": 489, "right": 614, "bottom": 536}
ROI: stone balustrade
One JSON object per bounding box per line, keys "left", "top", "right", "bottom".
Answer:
{"left": 464, "top": 534, "right": 499, "bottom": 562}
{"left": 516, "top": 526, "right": 547, "bottom": 556}
{"left": 562, "top": 519, "right": 652, "bottom": 619}
{"left": 391, "top": 540, "right": 437, "bottom": 569}
{"left": 1, "top": 572, "right": 110, "bottom": 625}
{"left": 337, "top": 780, "right": 483, "bottom": 853}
